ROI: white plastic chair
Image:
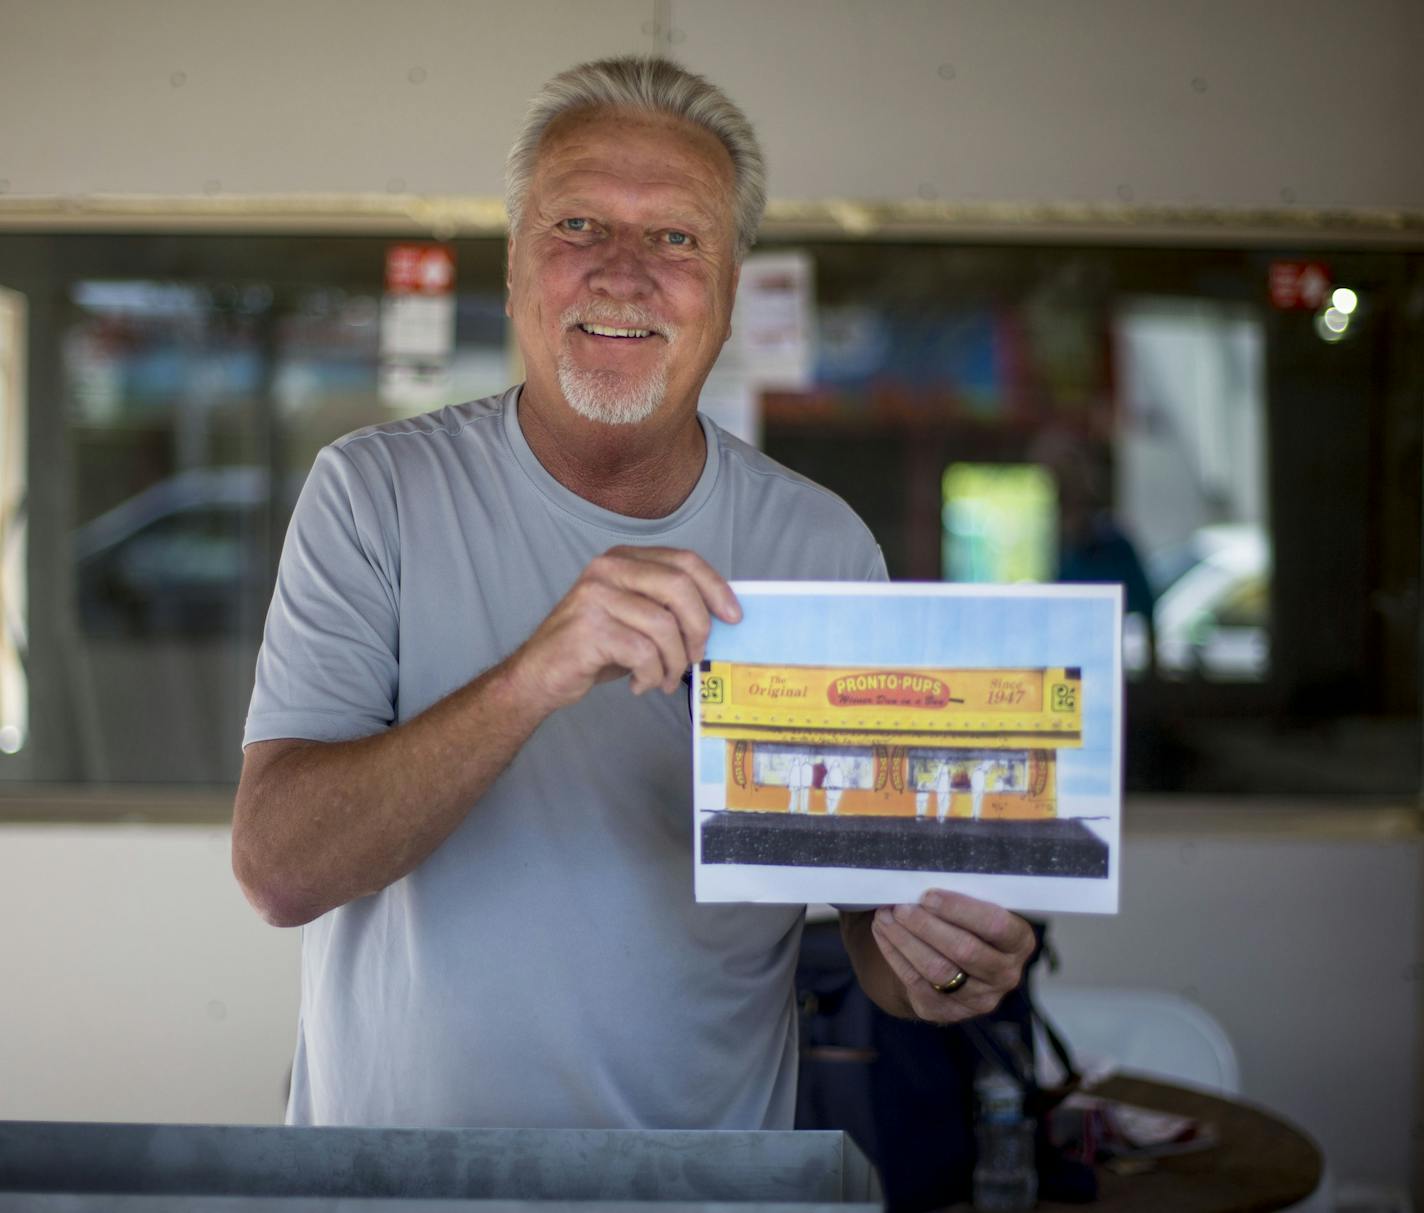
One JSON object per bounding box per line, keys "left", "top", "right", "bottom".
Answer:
{"left": 1035, "top": 985, "right": 1331, "bottom": 1212}
{"left": 1036, "top": 983, "right": 1240, "bottom": 1094}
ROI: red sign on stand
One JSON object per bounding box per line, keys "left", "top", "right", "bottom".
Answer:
{"left": 1268, "top": 261, "right": 1331, "bottom": 310}
{"left": 385, "top": 244, "right": 456, "bottom": 296}
{"left": 381, "top": 244, "right": 457, "bottom": 408}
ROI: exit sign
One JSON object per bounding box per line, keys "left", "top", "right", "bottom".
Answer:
{"left": 1269, "top": 260, "right": 1331, "bottom": 310}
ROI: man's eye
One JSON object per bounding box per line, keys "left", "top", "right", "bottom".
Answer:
{"left": 665, "top": 231, "right": 693, "bottom": 247}
{"left": 561, "top": 218, "right": 590, "bottom": 233}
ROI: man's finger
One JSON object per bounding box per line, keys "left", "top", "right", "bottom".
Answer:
{"left": 598, "top": 586, "right": 695, "bottom": 694}
{"left": 877, "top": 907, "right": 974, "bottom": 991}
{"left": 560, "top": 578, "right": 681, "bottom": 691}
{"left": 918, "top": 888, "right": 1035, "bottom": 956}
{"left": 605, "top": 546, "right": 741, "bottom": 630}
{"left": 582, "top": 552, "right": 713, "bottom": 670}
{"left": 872, "top": 914, "right": 996, "bottom": 1023}
{"left": 870, "top": 911, "right": 929, "bottom": 993}
{"left": 597, "top": 619, "right": 672, "bottom": 696}
{"left": 660, "top": 548, "right": 742, "bottom": 624}
{"left": 888, "top": 902, "right": 1020, "bottom": 989}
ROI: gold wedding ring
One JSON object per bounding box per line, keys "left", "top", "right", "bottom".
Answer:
{"left": 931, "top": 969, "right": 970, "bottom": 995}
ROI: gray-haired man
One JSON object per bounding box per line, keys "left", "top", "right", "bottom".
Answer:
{"left": 234, "top": 57, "right": 1033, "bottom": 1130}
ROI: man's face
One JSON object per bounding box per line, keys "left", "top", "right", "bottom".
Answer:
{"left": 506, "top": 107, "right": 741, "bottom": 427}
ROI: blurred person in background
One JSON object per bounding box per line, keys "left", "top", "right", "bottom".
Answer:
{"left": 1034, "top": 426, "right": 1156, "bottom": 665}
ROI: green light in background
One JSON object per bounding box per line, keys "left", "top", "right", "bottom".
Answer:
{"left": 942, "top": 463, "right": 1057, "bottom": 583}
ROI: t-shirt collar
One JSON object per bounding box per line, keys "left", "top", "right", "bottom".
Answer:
{"left": 501, "top": 385, "right": 722, "bottom": 536}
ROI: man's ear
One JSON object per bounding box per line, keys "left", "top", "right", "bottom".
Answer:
{"left": 504, "top": 234, "right": 516, "bottom": 318}
{"left": 724, "top": 262, "right": 741, "bottom": 341}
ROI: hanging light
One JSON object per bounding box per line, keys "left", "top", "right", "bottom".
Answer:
{"left": 1314, "top": 307, "right": 1350, "bottom": 343}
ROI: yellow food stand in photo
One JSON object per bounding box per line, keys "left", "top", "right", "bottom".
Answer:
{"left": 699, "top": 661, "right": 1083, "bottom": 821}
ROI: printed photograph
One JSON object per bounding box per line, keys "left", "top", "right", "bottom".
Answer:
{"left": 693, "top": 583, "right": 1122, "bottom": 914}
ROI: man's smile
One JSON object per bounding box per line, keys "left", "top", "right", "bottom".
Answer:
{"left": 577, "top": 322, "right": 655, "bottom": 339}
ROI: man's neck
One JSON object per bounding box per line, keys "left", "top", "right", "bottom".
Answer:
{"left": 516, "top": 385, "right": 709, "bottom": 520}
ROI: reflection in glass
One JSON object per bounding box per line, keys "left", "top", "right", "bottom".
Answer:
{"left": 942, "top": 462, "right": 1056, "bottom": 584}
{"left": 50, "top": 275, "right": 512, "bottom": 782}
{"left": 66, "top": 281, "right": 268, "bottom": 642}
{"left": 0, "top": 232, "right": 1411, "bottom": 796}
{"left": 0, "top": 289, "right": 27, "bottom": 755}
{"left": 1113, "top": 298, "right": 1270, "bottom": 682}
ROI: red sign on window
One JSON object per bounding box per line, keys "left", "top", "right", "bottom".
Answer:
{"left": 1268, "top": 260, "right": 1331, "bottom": 310}
{"left": 385, "top": 244, "right": 456, "bottom": 295}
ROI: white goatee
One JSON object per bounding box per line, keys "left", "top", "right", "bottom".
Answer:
{"left": 556, "top": 304, "right": 677, "bottom": 426}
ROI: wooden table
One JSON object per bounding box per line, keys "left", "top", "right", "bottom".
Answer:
{"left": 952, "top": 1074, "right": 1324, "bottom": 1213}
{"left": 1059, "top": 1076, "right": 1321, "bottom": 1207}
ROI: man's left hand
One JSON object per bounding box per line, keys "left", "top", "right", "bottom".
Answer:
{"left": 866, "top": 890, "right": 1036, "bottom": 1025}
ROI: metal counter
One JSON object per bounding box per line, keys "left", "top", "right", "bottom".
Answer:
{"left": 0, "top": 1121, "right": 880, "bottom": 1212}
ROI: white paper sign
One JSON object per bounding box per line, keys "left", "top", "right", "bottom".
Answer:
{"left": 693, "top": 582, "right": 1122, "bottom": 915}
{"left": 726, "top": 250, "right": 815, "bottom": 391}
{"left": 379, "top": 293, "right": 455, "bottom": 361}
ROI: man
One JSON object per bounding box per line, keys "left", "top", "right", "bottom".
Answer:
{"left": 233, "top": 56, "right": 1033, "bottom": 1130}
{"left": 969, "top": 761, "right": 987, "bottom": 822}
{"left": 824, "top": 759, "right": 844, "bottom": 816}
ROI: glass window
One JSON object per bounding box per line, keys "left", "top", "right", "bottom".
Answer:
{"left": 0, "top": 235, "right": 512, "bottom": 784}
{"left": 0, "top": 232, "right": 1416, "bottom": 800}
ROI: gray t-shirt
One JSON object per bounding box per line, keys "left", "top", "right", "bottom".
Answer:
{"left": 245, "top": 386, "right": 885, "bottom": 1130}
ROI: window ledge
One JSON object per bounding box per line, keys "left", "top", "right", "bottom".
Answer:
{"left": 0, "top": 784, "right": 235, "bottom": 825}
{"left": 1123, "top": 795, "right": 1423, "bottom": 841}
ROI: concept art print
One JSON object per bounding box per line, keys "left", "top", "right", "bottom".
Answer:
{"left": 693, "top": 582, "right": 1122, "bottom": 914}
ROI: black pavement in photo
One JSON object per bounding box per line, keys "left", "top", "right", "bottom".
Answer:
{"left": 700, "top": 812, "right": 1109, "bottom": 878}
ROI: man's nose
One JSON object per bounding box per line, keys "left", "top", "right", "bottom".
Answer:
{"left": 587, "top": 234, "right": 654, "bottom": 298}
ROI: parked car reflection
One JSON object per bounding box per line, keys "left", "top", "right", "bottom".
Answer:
{"left": 1152, "top": 524, "right": 1270, "bottom": 681}
{"left": 73, "top": 467, "right": 277, "bottom": 639}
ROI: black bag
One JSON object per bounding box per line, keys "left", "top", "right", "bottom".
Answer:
{"left": 794, "top": 917, "right": 1094, "bottom": 1212}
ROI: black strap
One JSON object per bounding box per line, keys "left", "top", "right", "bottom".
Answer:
{"left": 962, "top": 1005, "right": 1081, "bottom": 1120}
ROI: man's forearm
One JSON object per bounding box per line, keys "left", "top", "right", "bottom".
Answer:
{"left": 839, "top": 909, "right": 914, "bottom": 1019}
{"left": 233, "top": 656, "right": 551, "bottom": 928}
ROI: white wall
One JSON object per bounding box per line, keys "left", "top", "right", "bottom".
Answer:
{"left": 0, "top": 0, "right": 1420, "bottom": 211}
{"left": 0, "top": 822, "right": 299, "bottom": 1125}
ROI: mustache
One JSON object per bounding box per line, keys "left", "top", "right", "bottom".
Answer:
{"left": 560, "top": 303, "right": 676, "bottom": 342}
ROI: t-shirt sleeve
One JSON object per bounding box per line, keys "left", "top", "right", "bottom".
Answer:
{"left": 243, "top": 443, "right": 400, "bottom": 747}
{"left": 860, "top": 539, "right": 889, "bottom": 583}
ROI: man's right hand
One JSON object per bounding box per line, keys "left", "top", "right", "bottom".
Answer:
{"left": 509, "top": 546, "right": 742, "bottom": 708}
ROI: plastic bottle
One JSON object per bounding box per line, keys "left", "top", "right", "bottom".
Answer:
{"left": 972, "top": 1025, "right": 1038, "bottom": 1211}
